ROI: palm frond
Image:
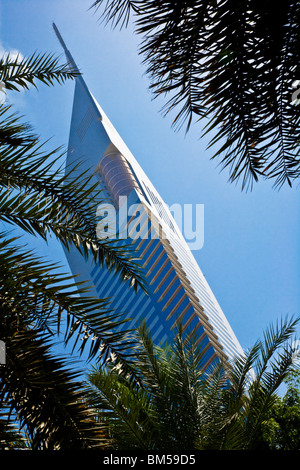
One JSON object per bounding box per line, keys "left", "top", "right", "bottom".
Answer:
{"left": 0, "top": 104, "right": 34, "bottom": 147}
{"left": 0, "top": 410, "right": 29, "bottom": 449}
{"left": 0, "top": 43, "right": 145, "bottom": 449}
{"left": 91, "top": 0, "right": 141, "bottom": 29}
{"left": 86, "top": 316, "right": 300, "bottom": 450}
{"left": 0, "top": 51, "right": 79, "bottom": 92}
{"left": 0, "top": 326, "right": 108, "bottom": 449}
{"left": 91, "top": 0, "right": 300, "bottom": 189}
{"left": 87, "top": 364, "right": 154, "bottom": 449}
{"left": 0, "top": 231, "right": 137, "bottom": 367}
{"left": 0, "top": 104, "right": 146, "bottom": 292}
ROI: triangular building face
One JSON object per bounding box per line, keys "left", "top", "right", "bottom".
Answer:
{"left": 54, "top": 24, "right": 244, "bottom": 370}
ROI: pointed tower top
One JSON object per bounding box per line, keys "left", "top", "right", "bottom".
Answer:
{"left": 52, "top": 22, "right": 80, "bottom": 74}
{"left": 53, "top": 22, "right": 94, "bottom": 101}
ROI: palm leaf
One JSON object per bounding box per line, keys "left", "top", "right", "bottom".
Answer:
{"left": 91, "top": 0, "right": 300, "bottom": 189}
{"left": 0, "top": 44, "right": 147, "bottom": 449}
{"left": 0, "top": 51, "right": 79, "bottom": 91}
{"left": 0, "top": 104, "right": 146, "bottom": 292}
{"left": 0, "top": 326, "right": 108, "bottom": 449}
{"left": 91, "top": 0, "right": 141, "bottom": 29}
{"left": 86, "top": 316, "right": 300, "bottom": 450}
{"left": 0, "top": 232, "right": 137, "bottom": 366}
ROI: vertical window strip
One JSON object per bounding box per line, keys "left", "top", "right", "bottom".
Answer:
{"left": 166, "top": 292, "right": 188, "bottom": 321}
{"left": 149, "top": 258, "right": 171, "bottom": 285}
{"left": 97, "top": 269, "right": 117, "bottom": 294}
{"left": 101, "top": 272, "right": 122, "bottom": 298}
{"left": 162, "top": 284, "right": 185, "bottom": 312}
{"left": 139, "top": 237, "right": 157, "bottom": 259}
{"left": 94, "top": 269, "right": 110, "bottom": 289}
{"left": 115, "top": 292, "right": 147, "bottom": 332}
{"left": 142, "top": 240, "right": 163, "bottom": 268}
{"left": 153, "top": 325, "right": 164, "bottom": 342}
{"left": 127, "top": 298, "right": 153, "bottom": 329}
{"left": 128, "top": 211, "right": 148, "bottom": 240}
{"left": 135, "top": 226, "right": 157, "bottom": 252}
{"left": 182, "top": 310, "right": 197, "bottom": 332}
{"left": 153, "top": 266, "right": 175, "bottom": 295}
{"left": 112, "top": 281, "right": 136, "bottom": 311}
{"left": 170, "top": 302, "right": 194, "bottom": 329}
{"left": 157, "top": 274, "right": 179, "bottom": 303}
{"left": 201, "top": 351, "right": 218, "bottom": 372}
{"left": 149, "top": 314, "right": 159, "bottom": 332}
{"left": 91, "top": 265, "right": 98, "bottom": 277}
{"left": 119, "top": 287, "right": 146, "bottom": 319}
{"left": 146, "top": 248, "right": 166, "bottom": 277}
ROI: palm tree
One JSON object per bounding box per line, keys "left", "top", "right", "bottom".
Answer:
{"left": 256, "top": 368, "right": 300, "bottom": 450}
{"left": 0, "top": 51, "right": 145, "bottom": 448}
{"left": 86, "top": 316, "right": 299, "bottom": 450}
{"left": 90, "top": 0, "right": 300, "bottom": 190}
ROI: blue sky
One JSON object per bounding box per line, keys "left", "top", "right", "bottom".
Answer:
{"left": 1, "top": 0, "right": 299, "bottom": 353}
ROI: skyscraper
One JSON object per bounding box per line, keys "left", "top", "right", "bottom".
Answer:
{"left": 54, "top": 24, "right": 244, "bottom": 371}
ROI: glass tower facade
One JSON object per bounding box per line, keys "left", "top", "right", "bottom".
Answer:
{"left": 55, "top": 25, "right": 244, "bottom": 371}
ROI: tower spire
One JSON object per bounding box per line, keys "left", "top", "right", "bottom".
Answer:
{"left": 52, "top": 23, "right": 79, "bottom": 74}
{"left": 53, "top": 22, "right": 95, "bottom": 103}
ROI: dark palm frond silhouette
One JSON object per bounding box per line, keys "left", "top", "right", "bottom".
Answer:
{"left": 91, "top": 0, "right": 300, "bottom": 190}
